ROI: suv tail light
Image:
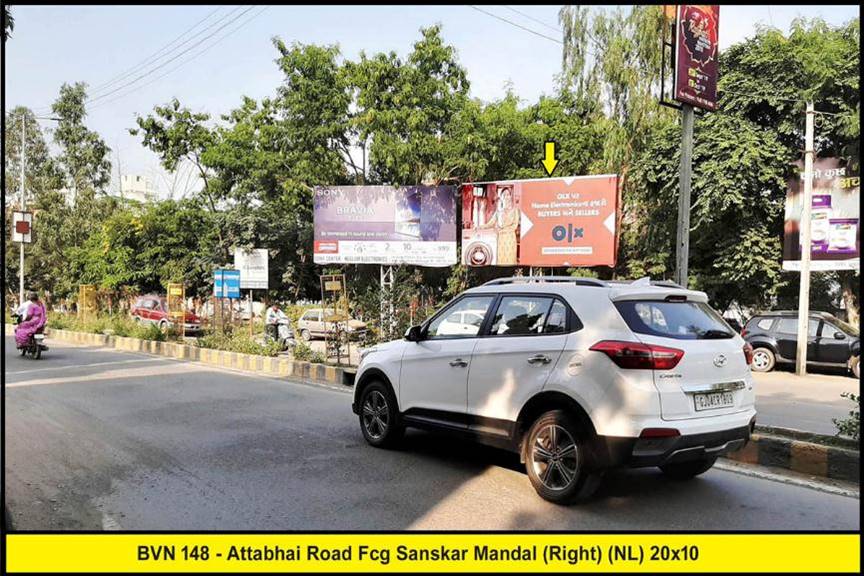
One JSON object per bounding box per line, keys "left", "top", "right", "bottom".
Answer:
{"left": 589, "top": 340, "right": 684, "bottom": 370}
{"left": 743, "top": 342, "right": 754, "bottom": 366}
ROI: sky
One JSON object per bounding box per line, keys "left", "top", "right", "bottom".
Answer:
{"left": 4, "top": 4, "right": 860, "bottom": 197}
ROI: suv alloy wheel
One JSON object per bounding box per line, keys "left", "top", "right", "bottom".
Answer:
{"left": 524, "top": 410, "right": 601, "bottom": 504}
{"left": 359, "top": 381, "right": 404, "bottom": 448}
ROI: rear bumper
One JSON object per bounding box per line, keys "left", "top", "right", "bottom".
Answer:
{"left": 597, "top": 423, "right": 753, "bottom": 468}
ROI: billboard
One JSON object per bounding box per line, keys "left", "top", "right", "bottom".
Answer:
{"left": 461, "top": 176, "right": 619, "bottom": 268}
{"left": 234, "top": 248, "right": 269, "bottom": 290}
{"left": 313, "top": 185, "right": 457, "bottom": 266}
{"left": 214, "top": 269, "right": 241, "bottom": 299}
{"left": 783, "top": 158, "right": 859, "bottom": 271}
{"left": 674, "top": 5, "right": 720, "bottom": 111}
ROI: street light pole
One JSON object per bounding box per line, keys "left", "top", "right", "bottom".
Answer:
{"left": 675, "top": 103, "right": 695, "bottom": 288}
{"left": 795, "top": 102, "right": 816, "bottom": 376}
{"left": 19, "top": 115, "right": 27, "bottom": 305}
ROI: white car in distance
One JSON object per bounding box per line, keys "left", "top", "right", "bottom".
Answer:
{"left": 352, "top": 276, "right": 756, "bottom": 504}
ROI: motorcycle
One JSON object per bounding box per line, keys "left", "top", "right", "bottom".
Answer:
{"left": 14, "top": 315, "right": 48, "bottom": 359}
{"left": 265, "top": 319, "right": 296, "bottom": 352}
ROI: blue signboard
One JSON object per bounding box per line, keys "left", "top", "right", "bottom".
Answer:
{"left": 214, "top": 269, "right": 241, "bottom": 299}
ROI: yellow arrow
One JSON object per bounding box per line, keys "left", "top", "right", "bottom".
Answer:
{"left": 541, "top": 141, "right": 559, "bottom": 176}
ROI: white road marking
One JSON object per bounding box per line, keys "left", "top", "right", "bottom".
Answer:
{"left": 101, "top": 513, "right": 122, "bottom": 531}
{"left": 5, "top": 357, "right": 165, "bottom": 376}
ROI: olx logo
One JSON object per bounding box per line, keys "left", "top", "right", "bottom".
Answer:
{"left": 552, "top": 224, "right": 584, "bottom": 242}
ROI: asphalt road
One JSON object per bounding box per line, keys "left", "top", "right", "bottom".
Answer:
{"left": 3, "top": 336, "right": 859, "bottom": 531}
{"left": 752, "top": 369, "right": 859, "bottom": 435}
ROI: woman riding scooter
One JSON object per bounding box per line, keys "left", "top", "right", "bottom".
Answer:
{"left": 15, "top": 291, "right": 48, "bottom": 357}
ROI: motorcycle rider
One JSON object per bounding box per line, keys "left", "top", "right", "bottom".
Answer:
{"left": 265, "top": 302, "right": 288, "bottom": 341}
{"left": 15, "top": 291, "right": 47, "bottom": 348}
{"left": 13, "top": 294, "right": 33, "bottom": 322}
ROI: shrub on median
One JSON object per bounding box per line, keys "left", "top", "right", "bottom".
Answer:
{"left": 195, "top": 330, "right": 282, "bottom": 357}
{"left": 46, "top": 312, "right": 168, "bottom": 341}
{"left": 292, "top": 341, "right": 326, "bottom": 364}
{"left": 833, "top": 392, "right": 860, "bottom": 441}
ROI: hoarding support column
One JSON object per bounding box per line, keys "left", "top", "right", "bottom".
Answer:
{"left": 795, "top": 102, "right": 816, "bottom": 377}
{"left": 380, "top": 265, "right": 395, "bottom": 340}
{"left": 675, "top": 103, "right": 694, "bottom": 288}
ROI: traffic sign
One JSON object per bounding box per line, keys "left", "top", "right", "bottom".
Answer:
{"left": 12, "top": 211, "right": 33, "bottom": 243}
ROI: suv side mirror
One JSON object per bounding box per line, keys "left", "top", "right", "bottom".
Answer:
{"left": 834, "top": 331, "right": 846, "bottom": 340}
{"left": 405, "top": 325, "right": 424, "bottom": 342}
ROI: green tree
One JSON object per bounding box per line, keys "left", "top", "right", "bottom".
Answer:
{"left": 4, "top": 108, "right": 64, "bottom": 299}
{"left": 52, "top": 83, "right": 112, "bottom": 198}
{"left": 718, "top": 17, "right": 860, "bottom": 318}
{"left": 72, "top": 199, "right": 217, "bottom": 297}
{"left": 350, "top": 25, "right": 470, "bottom": 185}
{"left": 3, "top": 6, "right": 13, "bottom": 43}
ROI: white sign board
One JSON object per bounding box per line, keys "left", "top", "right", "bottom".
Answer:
{"left": 234, "top": 248, "right": 269, "bottom": 290}
{"left": 12, "top": 211, "right": 33, "bottom": 244}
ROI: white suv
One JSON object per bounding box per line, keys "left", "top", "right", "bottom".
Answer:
{"left": 352, "top": 277, "right": 756, "bottom": 504}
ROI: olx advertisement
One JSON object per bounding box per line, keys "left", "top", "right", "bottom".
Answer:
{"left": 461, "top": 175, "right": 619, "bottom": 267}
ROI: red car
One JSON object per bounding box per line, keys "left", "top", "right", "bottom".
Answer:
{"left": 131, "top": 295, "right": 201, "bottom": 334}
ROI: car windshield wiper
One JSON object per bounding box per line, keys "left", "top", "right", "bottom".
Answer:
{"left": 700, "top": 329, "right": 733, "bottom": 339}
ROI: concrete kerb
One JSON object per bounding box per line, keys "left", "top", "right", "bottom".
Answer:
{"left": 723, "top": 425, "right": 859, "bottom": 483}
{"left": 9, "top": 325, "right": 353, "bottom": 390}
{"left": 6, "top": 324, "right": 857, "bottom": 482}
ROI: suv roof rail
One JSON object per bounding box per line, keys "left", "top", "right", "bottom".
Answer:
{"left": 605, "top": 279, "right": 686, "bottom": 289}
{"left": 483, "top": 276, "right": 607, "bottom": 288}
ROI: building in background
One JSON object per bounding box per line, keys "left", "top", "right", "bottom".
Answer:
{"left": 119, "top": 174, "right": 157, "bottom": 203}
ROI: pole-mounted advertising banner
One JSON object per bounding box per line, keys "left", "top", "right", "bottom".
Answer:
{"left": 313, "top": 185, "right": 457, "bottom": 266}
{"left": 783, "top": 158, "right": 860, "bottom": 271}
{"left": 674, "top": 5, "right": 720, "bottom": 111}
{"left": 461, "top": 176, "right": 619, "bottom": 268}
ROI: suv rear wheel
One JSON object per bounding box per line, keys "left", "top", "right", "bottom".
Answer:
{"left": 358, "top": 381, "right": 404, "bottom": 448}
{"left": 524, "top": 410, "right": 601, "bottom": 505}
{"left": 751, "top": 347, "right": 775, "bottom": 372}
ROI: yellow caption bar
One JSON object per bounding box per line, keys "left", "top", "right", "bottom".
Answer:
{"left": 5, "top": 534, "right": 860, "bottom": 573}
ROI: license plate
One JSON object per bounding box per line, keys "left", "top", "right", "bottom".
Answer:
{"left": 694, "top": 391, "right": 734, "bottom": 411}
{"left": 34, "top": 334, "right": 45, "bottom": 340}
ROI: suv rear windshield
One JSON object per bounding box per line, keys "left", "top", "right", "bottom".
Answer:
{"left": 615, "top": 300, "right": 734, "bottom": 340}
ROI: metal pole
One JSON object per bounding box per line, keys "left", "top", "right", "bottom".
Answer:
{"left": 19, "top": 116, "right": 27, "bottom": 304}
{"left": 675, "top": 103, "right": 694, "bottom": 288}
{"left": 795, "top": 102, "right": 815, "bottom": 376}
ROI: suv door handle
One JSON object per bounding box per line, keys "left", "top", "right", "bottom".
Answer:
{"left": 527, "top": 354, "right": 551, "bottom": 365}
{"left": 449, "top": 358, "right": 468, "bottom": 368}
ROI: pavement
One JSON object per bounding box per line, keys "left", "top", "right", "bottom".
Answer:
{"left": 3, "top": 336, "right": 859, "bottom": 531}
{"left": 752, "top": 369, "right": 859, "bottom": 435}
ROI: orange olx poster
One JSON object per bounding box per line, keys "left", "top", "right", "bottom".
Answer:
{"left": 461, "top": 175, "right": 619, "bottom": 268}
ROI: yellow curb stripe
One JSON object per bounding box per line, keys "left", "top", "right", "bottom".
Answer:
{"left": 790, "top": 440, "right": 829, "bottom": 477}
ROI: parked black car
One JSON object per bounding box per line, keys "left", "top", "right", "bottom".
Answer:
{"left": 741, "top": 311, "right": 859, "bottom": 378}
